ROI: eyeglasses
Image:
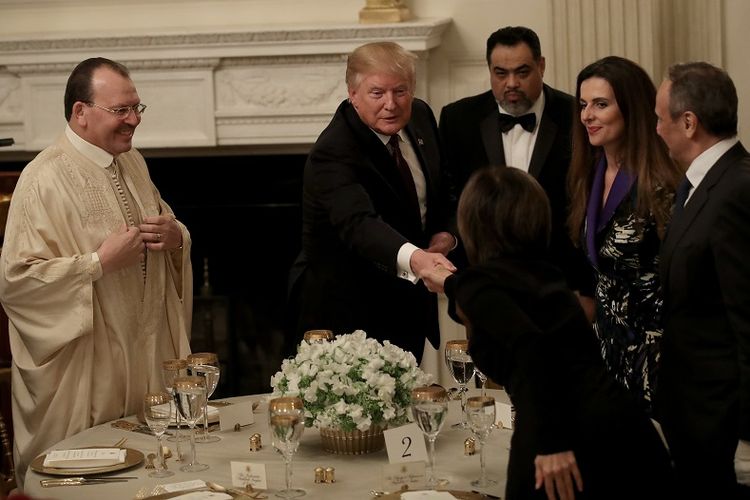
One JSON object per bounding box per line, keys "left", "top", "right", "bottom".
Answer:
{"left": 86, "top": 102, "right": 147, "bottom": 118}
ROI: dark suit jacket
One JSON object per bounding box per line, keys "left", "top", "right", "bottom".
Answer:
{"left": 292, "top": 98, "right": 451, "bottom": 359}
{"left": 657, "top": 141, "right": 750, "bottom": 493}
{"left": 444, "top": 257, "right": 672, "bottom": 499}
{"left": 439, "top": 85, "right": 593, "bottom": 295}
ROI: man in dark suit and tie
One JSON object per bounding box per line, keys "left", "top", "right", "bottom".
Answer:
{"left": 293, "top": 41, "right": 456, "bottom": 362}
{"left": 655, "top": 62, "right": 750, "bottom": 499}
{"left": 439, "top": 26, "right": 593, "bottom": 315}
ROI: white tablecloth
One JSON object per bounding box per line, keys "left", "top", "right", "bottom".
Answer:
{"left": 24, "top": 390, "right": 510, "bottom": 499}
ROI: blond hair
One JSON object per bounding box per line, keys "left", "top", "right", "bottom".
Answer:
{"left": 346, "top": 42, "right": 416, "bottom": 91}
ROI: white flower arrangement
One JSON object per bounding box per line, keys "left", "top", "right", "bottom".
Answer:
{"left": 270, "top": 330, "right": 432, "bottom": 432}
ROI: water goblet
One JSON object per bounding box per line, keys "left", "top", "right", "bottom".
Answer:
{"left": 162, "top": 359, "right": 189, "bottom": 447}
{"left": 187, "top": 352, "right": 220, "bottom": 443}
{"left": 445, "top": 339, "right": 474, "bottom": 429}
{"left": 411, "top": 386, "right": 449, "bottom": 488}
{"left": 173, "top": 376, "right": 209, "bottom": 472}
{"left": 143, "top": 392, "right": 174, "bottom": 478}
{"left": 466, "top": 396, "right": 498, "bottom": 488}
{"left": 269, "top": 396, "right": 305, "bottom": 499}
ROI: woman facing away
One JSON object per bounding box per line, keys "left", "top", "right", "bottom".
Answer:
{"left": 421, "top": 166, "right": 673, "bottom": 500}
{"left": 567, "top": 56, "right": 682, "bottom": 414}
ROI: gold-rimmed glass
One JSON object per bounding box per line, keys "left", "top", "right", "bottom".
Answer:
{"left": 445, "top": 339, "right": 474, "bottom": 429}
{"left": 411, "top": 386, "right": 449, "bottom": 488}
{"left": 303, "top": 329, "right": 333, "bottom": 344}
{"left": 269, "top": 397, "right": 305, "bottom": 498}
{"left": 162, "top": 359, "right": 188, "bottom": 447}
{"left": 466, "top": 396, "right": 498, "bottom": 488}
{"left": 173, "top": 376, "right": 208, "bottom": 472}
{"left": 143, "top": 392, "right": 174, "bottom": 478}
{"left": 187, "top": 352, "right": 220, "bottom": 443}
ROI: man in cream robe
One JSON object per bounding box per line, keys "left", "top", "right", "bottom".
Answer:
{"left": 0, "top": 58, "right": 192, "bottom": 485}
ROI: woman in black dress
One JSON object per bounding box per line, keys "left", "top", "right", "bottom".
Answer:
{"left": 421, "top": 166, "right": 673, "bottom": 500}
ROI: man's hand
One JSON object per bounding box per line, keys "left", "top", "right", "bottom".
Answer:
{"left": 410, "top": 249, "right": 456, "bottom": 283}
{"left": 420, "top": 264, "right": 454, "bottom": 293}
{"left": 736, "top": 439, "right": 750, "bottom": 486}
{"left": 139, "top": 215, "right": 182, "bottom": 251}
{"left": 534, "top": 451, "right": 584, "bottom": 500}
{"left": 426, "top": 231, "right": 456, "bottom": 256}
{"left": 97, "top": 224, "right": 144, "bottom": 275}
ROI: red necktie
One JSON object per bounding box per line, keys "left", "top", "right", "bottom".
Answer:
{"left": 388, "top": 135, "right": 420, "bottom": 221}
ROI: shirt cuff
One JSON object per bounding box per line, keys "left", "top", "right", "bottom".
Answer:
{"left": 396, "top": 242, "right": 420, "bottom": 284}
{"left": 91, "top": 252, "right": 103, "bottom": 281}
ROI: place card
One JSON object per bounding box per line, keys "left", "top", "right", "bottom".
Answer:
{"left": 219, "top": 401, "right": 254, "bottom": 431}
{"left": 43, "top": 448, "right": 125, "bottom": 468}
{"left": 381, "top": 461, "right": 426, "bottom": 491}
{"left": 401, "top": 491, "right": 458, "bottom": 499}
{"left": 230, "top": 461, "right": 267, "bottom": 490}
{"left": 384, "top": 423, "right": 427, "bottom": 464}
{"left": 496, "top": 401, "right": 513, "bottom": 429}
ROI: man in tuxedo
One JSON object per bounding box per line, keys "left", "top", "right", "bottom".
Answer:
{"left": 439, "top": 26, "right": 593, "bottom": 314}
{"left": 655, "top": 62, "right": 750, "bottom": 499}
{"left": 292, "top": 41, "right": 456, "bottom": 362}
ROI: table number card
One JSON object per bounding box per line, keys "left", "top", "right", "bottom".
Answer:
{"left": 384, "top": 423, "right": 428, "bottom": 464}
{"left": 230, "top": 461, "right": 267, "bottom": 490}
{"left": 381, "top": 461, "right": 426, "bottom": 491}
{"left": 219, "top": 400, "right": 255, "bottom": 431}
{"left": 496, "top": 401, "right": 513, "bottom": 429}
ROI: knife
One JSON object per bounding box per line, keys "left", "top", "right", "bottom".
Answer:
{"left": 40, "top": 476, "right": 137, "bottom": 487}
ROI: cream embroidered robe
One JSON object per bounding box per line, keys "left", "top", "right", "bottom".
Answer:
{"left": 0, "top": 133, "right": 193, "bottom": 484}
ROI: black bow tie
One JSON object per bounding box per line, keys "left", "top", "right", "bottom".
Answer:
{"left": 498, "top": 112, "right": 536, "bottom": 133}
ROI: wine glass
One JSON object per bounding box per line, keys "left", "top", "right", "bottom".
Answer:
{"left": 445, "top": 339, "right": 474, "bottom": 429}
{"left": 411, "top": 386, "right": 449, "bottom": 488}
{"left": 187, "top": 352, "right": 220, "bottom": 443}
{"left": 173, "top": 376, "right": 209, "bottom": 472}
{"left": 143, "top": 392, "right": 174, "bottom": 478}
{"left": 303, "top": 329, "right": 333, "bottom": 344}
{"left": 162, "top": 359, "right": 189, "bottom": 446}
{"left": 475, "top": 368, "right": 488, "bottom": 397}
{"left": 269, "top": 396, "right": 305, "bottom": 499}
{"left": 466, "top": 396, "right": 498, "bottom": 488}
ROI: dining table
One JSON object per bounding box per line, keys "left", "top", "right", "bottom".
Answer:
{"left": 24, "top": 389, "right": 511, "bottom": 499}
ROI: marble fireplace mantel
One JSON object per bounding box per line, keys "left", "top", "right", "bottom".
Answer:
{"left": 0, "top": 18, "right": 451, "bottom": 155}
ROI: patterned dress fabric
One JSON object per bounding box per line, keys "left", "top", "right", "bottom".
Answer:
{"left": 589, "top": 187, "right": 663, "bottom": 413}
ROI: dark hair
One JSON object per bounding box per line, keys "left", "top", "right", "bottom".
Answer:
{"left": 667, "top": 62, "right": 738, "bottom": 139}
{"left": 485, "top": 26, "right": 542, "bottom": 65}
{"left": 64, "top": 57, "right": 130, "bottom": 121}
{"left": 458, "top": 166, "right": 551, "bottom": 265}
{"left": 568, "top": 56, "right": 681, "bottom": 242}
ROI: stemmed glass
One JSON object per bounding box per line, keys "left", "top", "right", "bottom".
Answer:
{"left": 445, "top": 339, "right": 474, "bottom": 429}
{"left": 162, "top": 359, "right": 189, "bottom": 448}
{"left": 466, "top": 396, "right": 498, "bottom": 488}
{"left": 187, "top": 352, "right": 220, "bottom": 443}
{"left": 269, "top": 396, "right": 305, "bottom": 499}
{"left": 475, "top": 368, "right": 488, "bottom": 397}
{"left": 173, "top": 376, "right": 209, "bottom": 472}
{"left": 411, "top": 386, "right": 449, "bottom": 488}
{"left": 143, "top": 392, "right": 174, "bottom": 478}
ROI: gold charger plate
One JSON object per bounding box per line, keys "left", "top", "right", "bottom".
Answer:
{"left": 379, "top": 490, "right": 492, "bottom": 499}
{"left": 29, "top": 447, "right": 144, "bottom": 476}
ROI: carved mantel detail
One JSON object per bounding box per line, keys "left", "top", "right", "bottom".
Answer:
{"left": 0, "top": 18, "right": 451, "bottom": 154}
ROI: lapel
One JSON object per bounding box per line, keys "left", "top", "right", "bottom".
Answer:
{"left": 661, "top": 142, "right": 747, "bottom": 277}
{"left": 479, "top": 105, "right": 506, "bottom": 167}
{"left": 528, "top": 86, "right": 558, "bottom": 178}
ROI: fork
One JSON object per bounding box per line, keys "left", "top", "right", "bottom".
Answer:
{"left": 41, "top": 476, "right": 137, "bottom": 487}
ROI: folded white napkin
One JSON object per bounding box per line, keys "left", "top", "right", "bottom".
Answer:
{"left": 43, "top": 448, "right": 126, "bottom": 468}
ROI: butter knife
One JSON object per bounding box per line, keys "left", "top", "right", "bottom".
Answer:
{"left": 41, "top": 476, "right": 137, "bottom": 487}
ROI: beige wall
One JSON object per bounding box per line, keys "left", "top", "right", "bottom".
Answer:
{"left": 0, "top": 0, "right": 747, "bottom": 143}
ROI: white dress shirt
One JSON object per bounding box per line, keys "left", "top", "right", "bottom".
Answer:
{"left": 498, "top": 91, "right": 545, "bottom": 172}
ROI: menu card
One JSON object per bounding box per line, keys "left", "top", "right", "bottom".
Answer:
{"left": 43, "top": 448, "right": 126, "bottom": 468}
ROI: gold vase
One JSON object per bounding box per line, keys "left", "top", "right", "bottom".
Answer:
{"left": 319, "top": 425, "right": 385, "bottom": 455}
